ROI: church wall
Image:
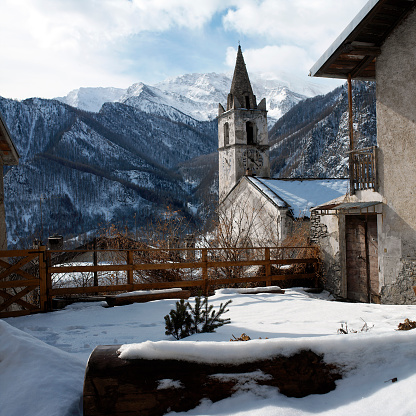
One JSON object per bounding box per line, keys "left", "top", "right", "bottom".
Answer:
{"left": 221, "top": 179, "right": 287, "bottom": 247}
{"left": 375, "top": 7, "right": 416, "bottom": 303}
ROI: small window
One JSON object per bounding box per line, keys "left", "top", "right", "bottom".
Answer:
{"left": 245, "top": 96, "right": 250, "bottom": 109}
{"left": 224, "top": 123, "right": 229, "bottom": 146}
{"left": 246, "top": 122, "right": 255, "bottom": 144}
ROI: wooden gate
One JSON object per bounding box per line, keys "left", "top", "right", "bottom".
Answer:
{"left": 0, "top": 248, "right": 47, "bottom": 318}
{"left": 346, "top": 215, "right": 379, "bottom": 303}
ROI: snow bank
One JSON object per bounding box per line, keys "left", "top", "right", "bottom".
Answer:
{"left": 0, "top": 320, "right": 85, "bottom": 416}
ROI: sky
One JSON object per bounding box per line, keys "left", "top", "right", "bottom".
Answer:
{"left": 0, "top": 0, "right": 369, "bottom": 100}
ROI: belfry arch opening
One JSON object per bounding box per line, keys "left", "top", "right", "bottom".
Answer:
{"left": 246, "top": 121, "right": 256, "bottom": 144}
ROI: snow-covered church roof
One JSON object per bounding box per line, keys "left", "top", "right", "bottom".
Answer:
{"left": 247, "top": 177, "right": 349, "bottom": 217}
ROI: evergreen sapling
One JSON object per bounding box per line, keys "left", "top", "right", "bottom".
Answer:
{"left": 164, "top": 295, "right": 232, "bottom": 339}
{"left": 164, "top": 299, "right": 192, "bottom": 340}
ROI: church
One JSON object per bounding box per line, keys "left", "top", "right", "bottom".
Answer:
{"left": 217, "top": 46, "right": 348, "bottom": 247}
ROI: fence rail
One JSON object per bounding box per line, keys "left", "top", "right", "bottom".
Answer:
{"left": 0, "top": 246, "right": 319, "bottom": 318}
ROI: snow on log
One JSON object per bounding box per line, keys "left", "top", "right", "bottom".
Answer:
{"left": 83, "top": 343, "right": 341, "bottom": 416}
{"left": 105, "top": 289, "right": 191, "bottom": 307}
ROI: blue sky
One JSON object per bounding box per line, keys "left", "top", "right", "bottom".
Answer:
{"left": 0, "top": 0, "right": 369, "bottom": 100}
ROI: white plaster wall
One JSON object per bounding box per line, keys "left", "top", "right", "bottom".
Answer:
{"left": 376, "top": 8, "right": 416, "bottom": 285}
{"left": 0, "top": 164, "right": 6, "bottom": 250}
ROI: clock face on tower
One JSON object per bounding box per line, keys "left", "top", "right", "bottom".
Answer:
{"left": 242, "top": 149, "right": 263, "bottom": 172}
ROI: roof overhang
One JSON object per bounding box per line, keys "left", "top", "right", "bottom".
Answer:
{"left": 0, "top": 112, "right": 19, "bottom": 165}
{"left": 313, "top": 201, "right": 381, "bottom": 215}
{"left": 310, "top": 0, "right": 416, "bottom": 80}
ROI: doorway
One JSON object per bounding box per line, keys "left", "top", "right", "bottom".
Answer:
{"left": 345, "top": 215, "right": 379, "bottom": 303}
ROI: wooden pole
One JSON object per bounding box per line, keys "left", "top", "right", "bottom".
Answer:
{"left": 127, "top": 250, "right": 134, "bottom": 287}
{"left": 93, "top": 239, "right": 98, "bottom": 287}
{"left": 38, "top": 246, "right": 48, "bottom": 312}
{"left": 265, "top": 247, "right": 271, "bottom": 286}
{"left": 348, "top": 74, "right": 355, "bottom": 194}
{"left": 202, "top": 249, "right": 208, "bottom": 295}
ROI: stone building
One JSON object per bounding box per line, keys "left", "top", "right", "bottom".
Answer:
{"left": 309, "top": 0, "right": 416, "bottom": 304}
{"left": 0, "top": 111, "right": 19, "bottom": 249}
{"left": 218, "top": 47, "right": 349, "bottom": 246}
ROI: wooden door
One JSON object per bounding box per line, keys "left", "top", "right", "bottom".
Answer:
{"left": 345, "top": 215, "right": 379, "bottom": 303}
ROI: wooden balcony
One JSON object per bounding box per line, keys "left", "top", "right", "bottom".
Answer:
{"left": 348, "top": 146, "right": 377, "bottom": 193}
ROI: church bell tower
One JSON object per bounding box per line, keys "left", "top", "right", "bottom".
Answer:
{"left": 218, "top": 46, "right": 270, "bottom": 200}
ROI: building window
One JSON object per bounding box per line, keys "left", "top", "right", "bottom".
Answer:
{"left": 246, "top": 122, "right": 255, "bottom": 144}
{"left": 245, "top": 96, "right": 250, "bottom": 109}
{"left": 224, "top": 123, "right": 229, "bottom": 146}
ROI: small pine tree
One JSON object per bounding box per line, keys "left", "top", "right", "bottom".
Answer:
{"left": 164, "top": 295, "right": 232, "bottom": 339}
{"left": 187, "top": 294, "right": 205, "bottom": 334}
{"left": 201, "top": 297, "right": 232, "bottom": 333}
{"left": 164, "top": 299, "right": 192, "bottom": 340}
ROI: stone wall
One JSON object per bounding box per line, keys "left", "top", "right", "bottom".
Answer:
{"left": 380, "top": 259, "right": 416, "bottom": 305}
{"left": 310, "top": 211, "right": 343, "bottom": 297}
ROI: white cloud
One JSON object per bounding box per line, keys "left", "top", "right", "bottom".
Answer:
{"left": 223, "top": 0, "right": 369, "bottom": 55}
{"left": 226, "top": 45, "right": 313, "bottom": 78}
{"left": 0, "top": 0, "right": 369, "bottom": 99}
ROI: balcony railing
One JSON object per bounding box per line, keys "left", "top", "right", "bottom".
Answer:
{"left": 348, "top": 146, "right": 377, "bottom": 193}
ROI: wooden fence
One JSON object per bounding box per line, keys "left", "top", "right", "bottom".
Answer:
{"left": 0, "top": 246, "right": 319, "bottom": 318}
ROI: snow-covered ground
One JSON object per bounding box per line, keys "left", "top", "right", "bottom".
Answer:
{"left": 2, "top": 288, "right": 416, "bottom": 416}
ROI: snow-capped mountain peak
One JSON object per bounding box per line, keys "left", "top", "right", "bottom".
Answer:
{"left": 55, "top": 72, "right": 332, "bottom": 123}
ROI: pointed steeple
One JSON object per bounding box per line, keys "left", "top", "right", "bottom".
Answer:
{"left": 227, "top": 45, "right": 257, "bottom": 111}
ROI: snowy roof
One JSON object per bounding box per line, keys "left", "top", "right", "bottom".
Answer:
{"left": 248, "top": 177, "right": 349, "bottom": 218}
{"left": 310, "top": 0, "right": 416, "bottom": 80}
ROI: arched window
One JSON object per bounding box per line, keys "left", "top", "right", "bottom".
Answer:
{"left": 224, "top": 123, "right": 229, "bottom": 146}
{"left": 246, "top": 122, "right": 255, "bottom": 144}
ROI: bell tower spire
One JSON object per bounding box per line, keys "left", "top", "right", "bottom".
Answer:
{"left": 218, "top": 46, "right": 270, "bottom": 200}
{"left": 227, "top": 45, "right": 257, "bottom": 111}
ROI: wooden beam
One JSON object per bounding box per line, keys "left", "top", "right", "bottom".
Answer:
{"left": 348, "top": 73, "right": 355, "bottom": 194}
{"left": 350, "top": 55, "right": 376, "bottom": 78}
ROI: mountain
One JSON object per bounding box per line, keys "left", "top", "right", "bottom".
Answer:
{"left": 269, "top": 81, "right": 376, "bottom": 178}
{"left": 0, "top": 96, "right": 217, "bottom": 247}
{"left": 55, "top": 72, "right": 330, "bottom": 124}
{"left": 2, "top": 73, "right": 364, "bottom": 248}
{"left": 55, "top": 87, "right": 127, "bottom": 113}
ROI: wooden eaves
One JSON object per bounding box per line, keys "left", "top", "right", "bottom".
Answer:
{"left": 0, "top": 111, "right": 19, "bottom": 165}
{"left": 309, "top": 0, "right": 416, "bottom": 81}
{"left": 309, "top": 0, "right": 415, "bottom": 193}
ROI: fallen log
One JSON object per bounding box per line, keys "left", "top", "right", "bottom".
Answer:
{"left": 83, "top": 344, "right": 341, "bottom": 416}
{"left": 105, "top": 289, "right": 191, "bottom": 307}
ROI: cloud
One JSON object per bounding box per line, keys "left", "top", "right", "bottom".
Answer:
{"left": 223, "top": 0, "right": 368, "bottom": 55}
{"left": 0, "top": 0, "right": 368, "bottom": 99}
{"left": 226, "top": 45, "right": 313, "bottom": 77}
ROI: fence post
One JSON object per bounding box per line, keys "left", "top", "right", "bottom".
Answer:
{"left": 93, "top": 239, "right": 98, "bottom": 287}
{"left": 202, "top": 248, "right": 208, "bottom": 296}
{"left": 314, "top": 246, "right": 320, "bottom": 288}
{"left": 265, "top": 247, "right": 271, "bottom": 286}
{"left": 127, "top": 250, "right": 134, "bottom": 288}
{"left": 38, "top": 246, "right": 48, "bottom": 312}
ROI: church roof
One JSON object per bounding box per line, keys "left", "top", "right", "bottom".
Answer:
{"left": 227, "top": 46, "right": 257, "bottom": 110}
{"left": 247, "top": 177, "right": 349, "bottom": 217}
{"left": 310, "top": 0, "right": 416, "bottom": 80}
